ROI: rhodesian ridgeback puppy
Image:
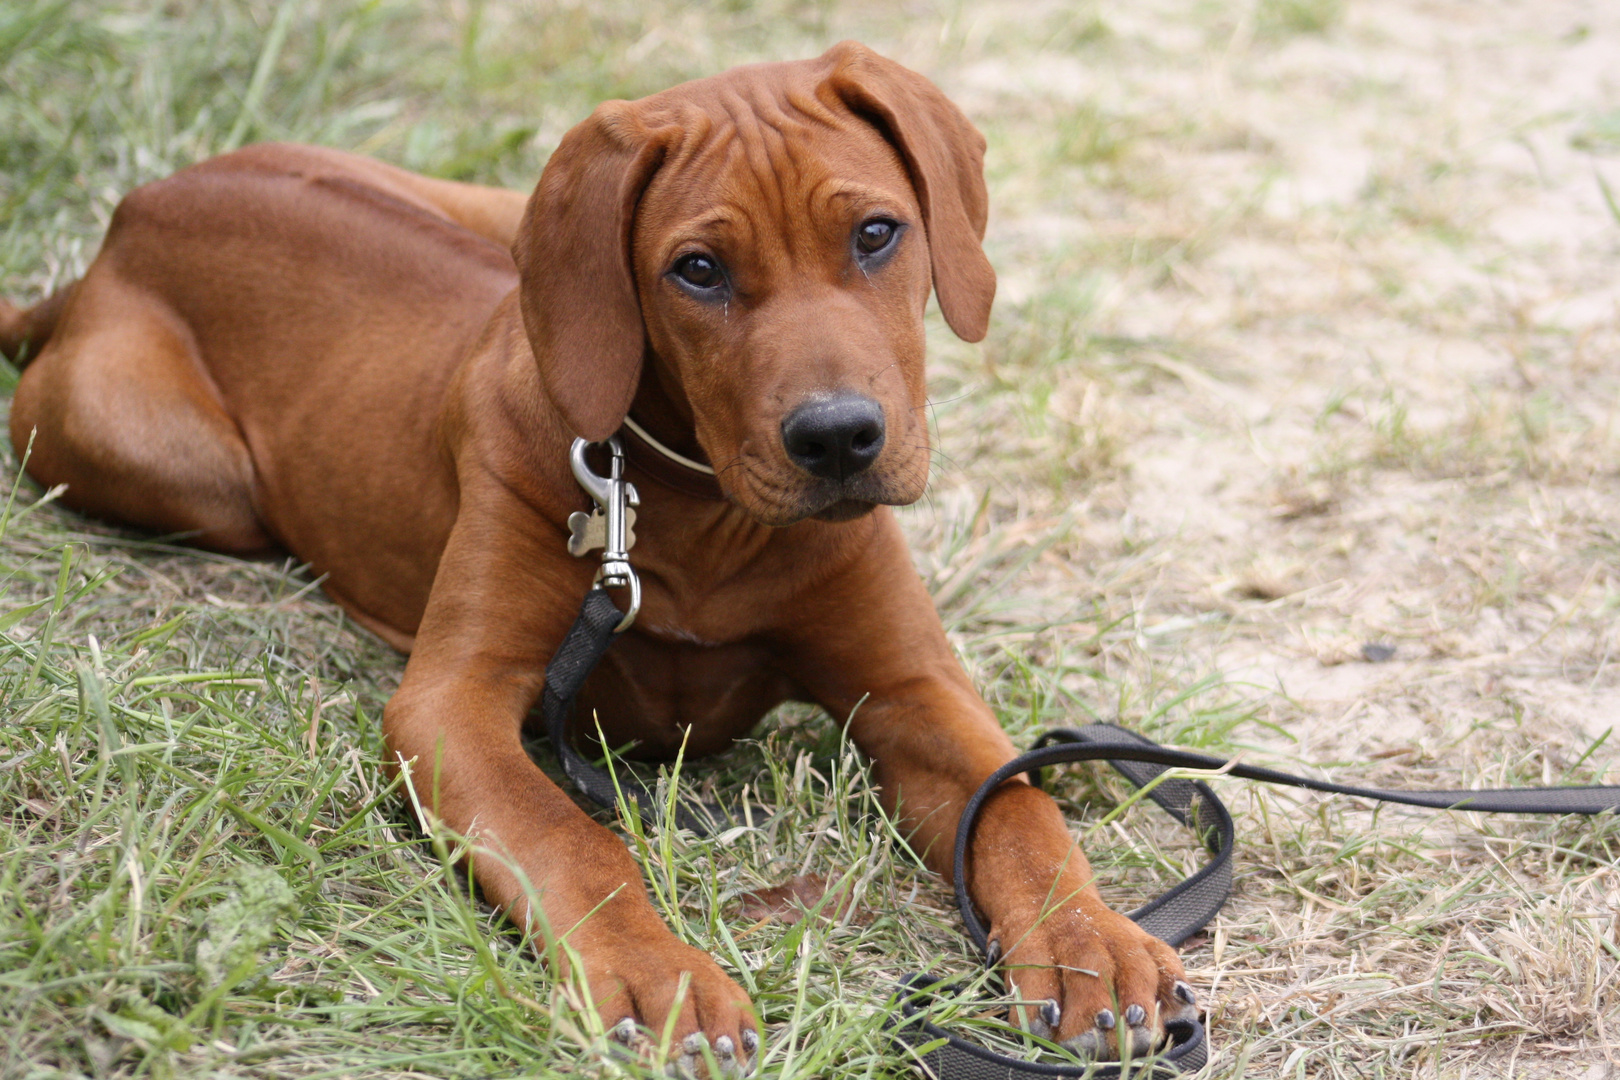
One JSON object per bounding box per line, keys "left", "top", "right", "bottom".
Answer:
{"left": 2, "top": 42, "right": 1197, "bottom": 1068}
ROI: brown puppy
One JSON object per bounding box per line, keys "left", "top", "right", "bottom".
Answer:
{"left": 3, "top": 42, "right": 1196, "bottom": 1066}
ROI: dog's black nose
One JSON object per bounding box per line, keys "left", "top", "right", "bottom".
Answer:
{"left": 781, "top": 395, "right": 886, "bottom": 481}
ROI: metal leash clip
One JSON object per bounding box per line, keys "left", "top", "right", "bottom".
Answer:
{"left": 568, "top": 436, "right": 641, "bottom": 632}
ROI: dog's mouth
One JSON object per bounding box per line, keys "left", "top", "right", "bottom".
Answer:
{"left": 726, "top": 462, "right": 926, "bottom": 527}
{"left": 813, "top": 498, "right": 879, "bottom": 523}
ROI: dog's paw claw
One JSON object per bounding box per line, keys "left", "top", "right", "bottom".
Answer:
{"left": 739, "top": 1028, "right": 761, "bottom": 1073}
{"left": 1164, "top": 980, "right": 1201, "bottom": 1032}
{"left": 577, "top": 934, "right": 755, "bottom": 1076}
{"left": 993, "top": 900, "right": 1193, "bottom": 1062}
{"left": 1122, "top": 1007, "right": 1154, "bottom": 1057}
{"left": 1028, "top": 996, "right": 1061, "bottom": 1038}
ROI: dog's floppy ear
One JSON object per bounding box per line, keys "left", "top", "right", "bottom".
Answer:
{"left": 823, "top": 41, "right": 996, "bottom": 342}
{"left": 512, "top": 102, "right": 669, "bottom": 441}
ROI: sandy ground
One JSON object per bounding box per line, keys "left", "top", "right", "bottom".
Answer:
{"left": 918, "top": 0, "right": 1619, "bottom": 760}
{"left": 898, "top": 1, "right": 1620, "bottom": 1072}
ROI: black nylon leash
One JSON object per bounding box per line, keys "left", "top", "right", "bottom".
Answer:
{"left": 891, "top": 723, "right": 1619, "bottom": 1078}
{"left": 952, "top": 723, "right": 1620, "bottom": 957}
{"left": 542, "top": 593, "right": 1619, "bottom": 1078}
{"left": 545, "top": 436, "right": 1620, "bottom": 1078}
{"left": 540, "top": 586, "right": 726, "bottom": 835}
{"left": 540, "top": 606, "right": 1219, "bottom": 1075}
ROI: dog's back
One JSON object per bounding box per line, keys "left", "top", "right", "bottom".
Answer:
{"left": 5, "top": 145, "right": 526, "bottom": 637}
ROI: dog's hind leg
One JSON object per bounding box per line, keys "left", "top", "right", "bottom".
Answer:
{"left": 0, "top": 283, "right": 76, "bottom": 366}
{"left": 8, "top": 270, "right": 272, "bottom": 553}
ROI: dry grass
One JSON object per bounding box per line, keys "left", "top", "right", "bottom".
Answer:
{"left": 3, "top": 0, "right": 1618, "bottom": 1077}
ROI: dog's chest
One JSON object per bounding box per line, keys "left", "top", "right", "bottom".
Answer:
{"left": 574, "top": 628, "right": 801, "bottom": 758}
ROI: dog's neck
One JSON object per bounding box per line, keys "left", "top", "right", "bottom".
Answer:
{"left": 622, "top": 371, "right": 726, "bottom": 501}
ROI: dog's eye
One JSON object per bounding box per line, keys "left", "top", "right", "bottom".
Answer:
{"left": 855, "top": 219, "right": 897, "bottom": 256}
{"left": 673, "top": 253, "right": 725, "bottom": 291}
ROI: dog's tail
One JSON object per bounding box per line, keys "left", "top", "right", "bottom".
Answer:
{"left": 1, "top": 282, "right": 76, "bottom": 367}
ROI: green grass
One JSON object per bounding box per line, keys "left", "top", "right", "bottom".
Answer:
{"left": 5, "top": 1, "right": 1620, "bottom": 1078}
{"left": 1254, "top": 0, "right": 1343, "bottom": 38}
{"left": 0, "top": 4, "right": 1258, "bottom": 1077}
{"left": 0, "top": 461, "right": 1245, "bottom": 1078}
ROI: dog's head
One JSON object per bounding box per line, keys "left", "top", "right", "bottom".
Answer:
{"left": 512, "top": 41, "right": 994, "bottom": 526}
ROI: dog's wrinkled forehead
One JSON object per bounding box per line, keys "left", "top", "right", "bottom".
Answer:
{"left": 633, "top": 68, "right": 917, "bottom": 237}
{"left": 632, "top": 54, "right": 861, "bottom": 139}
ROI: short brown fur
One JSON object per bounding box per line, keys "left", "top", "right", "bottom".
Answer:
{"left": 5, "top": 43, "right": 1192, "bottom": 1065}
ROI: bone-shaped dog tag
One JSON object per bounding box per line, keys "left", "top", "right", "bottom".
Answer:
{"left": 567, "top": 508, "right": 636, "bottom": 556}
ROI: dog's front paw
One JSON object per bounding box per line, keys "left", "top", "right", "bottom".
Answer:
{"left": 990, "top": 899, "right": 1199, "bottom": 1061}
{"left": 574, "top": 930, "right": 758, "bottom": 1076}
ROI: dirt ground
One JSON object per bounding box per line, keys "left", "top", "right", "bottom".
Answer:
{"left": 929, "top": 0, "right": 1620, "bottom": 739}
{"left": 2, "top": 1, "right": 1616, "bottom": 1076}
{"left": 907, "top": 0, "right": 1620, "bottom": 1074}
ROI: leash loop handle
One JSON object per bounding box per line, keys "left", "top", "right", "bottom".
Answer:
{"left": 954, "top": 723, "right": 1620, "bottom": 957}
{"left": 889, "top": 726, "right": 1229, "bottom": 1080}
{"left": 907, "top": 722, "right": 1618, "bottom": 1078}
{"left": 954, "top": 726, "right": 1238, "bottom": 955}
